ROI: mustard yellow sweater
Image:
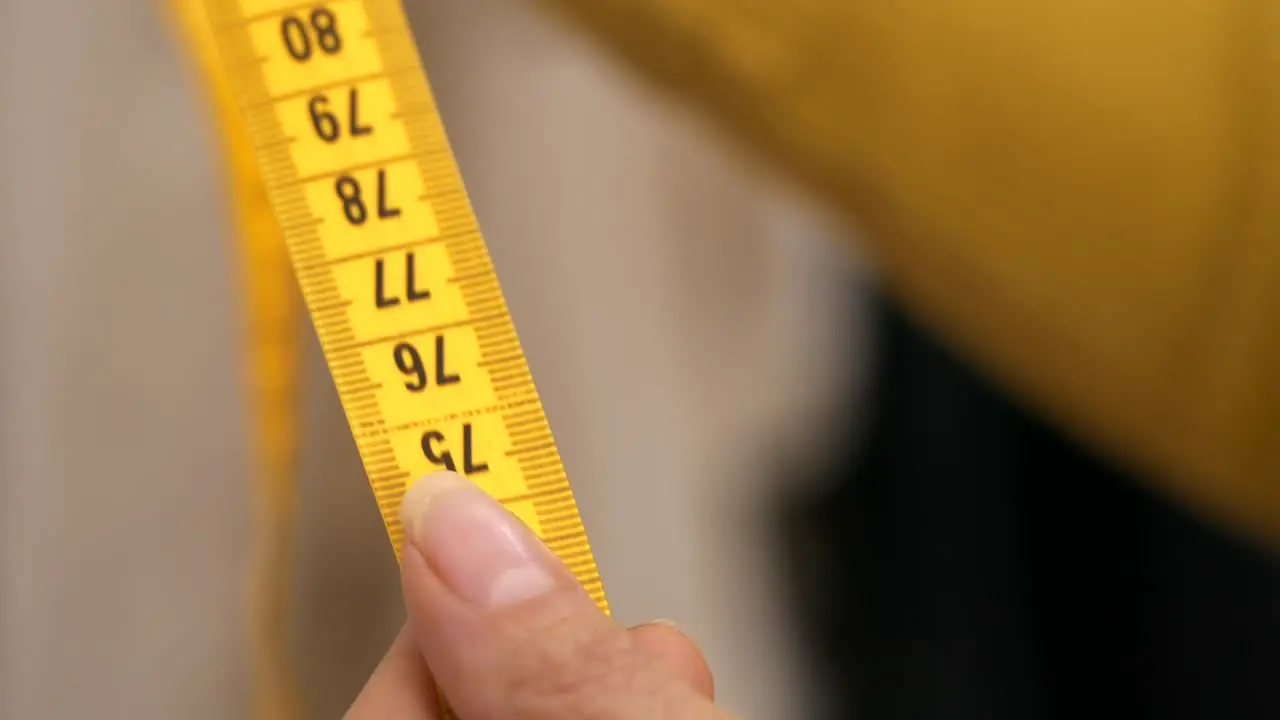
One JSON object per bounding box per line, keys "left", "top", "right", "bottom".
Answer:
{"left": 540, "top": 1, "right": 1280, "bottom": 550}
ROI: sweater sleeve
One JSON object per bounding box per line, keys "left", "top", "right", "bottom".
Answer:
{"left": 533, "top": 0, "right": 1280, "bottom": 550}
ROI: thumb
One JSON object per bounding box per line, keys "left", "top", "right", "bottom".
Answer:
{"left": 397, "top": 471, "right": 729, "bottom": 719}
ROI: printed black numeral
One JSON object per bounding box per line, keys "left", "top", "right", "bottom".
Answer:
{"left": 280, "top": 7, "right": 342, "bottom": 62}
{"left": 422, "top": 423, "right": 489, "bottom": 474}
{"left": 393, "top": 342, "right": 428, "bottom": 391}
{"left": 308, "top": 88, "right": 371, "bottom": 143}
{"left": 334, "top": 170, "right": 401, "bottom": 226}
{"left": 392, "top": 336, "right": 460, "bottom": 392}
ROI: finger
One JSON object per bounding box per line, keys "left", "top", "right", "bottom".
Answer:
{"left": 342, "top": 627, "right": 439, "bottom": 719}
{"left": 628, "top": 621, "right": 715, "bottom": 700}
{"left": 398, "top": 471, "right": 730, "bottom": 720}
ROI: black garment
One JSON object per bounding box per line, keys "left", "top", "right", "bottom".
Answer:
{"left": 777, "top": 294, "right": 1280, "bottom": 720}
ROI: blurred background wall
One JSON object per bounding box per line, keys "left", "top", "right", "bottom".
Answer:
{"left": 0, "top": 0, "right": 869, "bottom": 717}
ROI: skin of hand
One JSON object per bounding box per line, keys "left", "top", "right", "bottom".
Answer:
{"left": 344, "top": 470, "right": 734, "bottom": 719}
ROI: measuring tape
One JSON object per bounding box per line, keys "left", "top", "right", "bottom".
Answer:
{"left": 176, "top": 0, "right": 610, "bottom": 714}
{"left": 167, "top": 1, "right": 305, "bottom": 718}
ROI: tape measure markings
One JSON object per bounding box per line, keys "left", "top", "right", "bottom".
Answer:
{"left": 201, "top": 0, "right": 607, "bottom": 615}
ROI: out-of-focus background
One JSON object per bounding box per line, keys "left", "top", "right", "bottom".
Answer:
{"left": 5, "top": 1, "right": 1280, "bottom": 719}
{"left": 1, "top": 0, "right": 864, "bottom": 716}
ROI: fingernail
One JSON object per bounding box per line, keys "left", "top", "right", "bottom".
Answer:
{"left": 648, "top": 618, "right": 682, "bottom": 630}
{"left": 399, "top": 471, "right": 556, "bottom": 608}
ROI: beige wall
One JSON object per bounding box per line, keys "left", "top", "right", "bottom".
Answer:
{"left": 0, "top": 0, "right": 867, "bottom": 717}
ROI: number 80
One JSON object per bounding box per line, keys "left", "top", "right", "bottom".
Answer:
{"left": 280, "top": 7, "right": 342, "bottom": 62}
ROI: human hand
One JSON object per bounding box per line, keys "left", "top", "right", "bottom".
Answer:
{"left": 345, "top": 470, "right": 733, "bottom": 719}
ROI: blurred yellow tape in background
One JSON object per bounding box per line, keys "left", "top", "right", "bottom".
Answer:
{"left": 166, "top": 1, "right": 304, "bottom": 718}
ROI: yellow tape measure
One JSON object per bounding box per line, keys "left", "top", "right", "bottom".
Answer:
{"left": 199, "top": 0, "right": 606, "bottom": 595}
{"left": 167, "top": 1, "right": 305, "bottom": 718}
{"left": 177, "top": 0, "right": 609, "bottom": 714}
